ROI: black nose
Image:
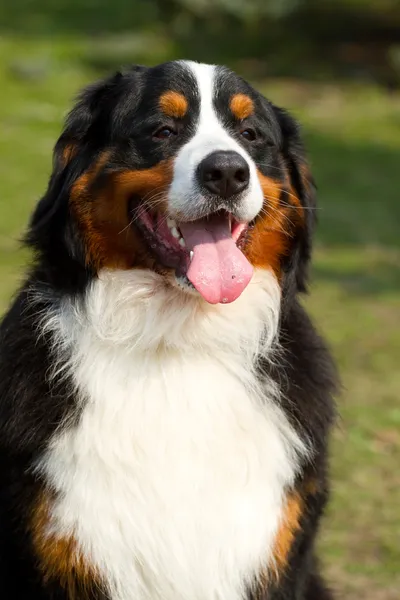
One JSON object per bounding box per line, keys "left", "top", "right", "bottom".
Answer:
{"left": 197, "top": 151, "right": 250, "bottom": 199}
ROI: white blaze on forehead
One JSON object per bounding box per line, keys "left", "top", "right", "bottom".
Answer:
{"left": 168, "top": 61, "right": 263, "bottom": 222}
{"left": 184, "top": 62, "right": 223, "bottom": 148}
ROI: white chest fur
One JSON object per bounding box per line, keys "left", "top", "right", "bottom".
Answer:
{"left": 39, "top": 269, "right": 307, "bottom": 600}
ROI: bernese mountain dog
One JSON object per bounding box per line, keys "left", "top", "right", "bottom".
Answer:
{"left": 0, "top": 61, "right": 338, "bottom": 600}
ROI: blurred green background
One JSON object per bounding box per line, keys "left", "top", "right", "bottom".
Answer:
{"left": 0, "top": 1, "right": 399, "bottom": 598}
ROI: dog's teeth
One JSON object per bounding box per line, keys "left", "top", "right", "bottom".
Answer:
{"left": 171, "top": 227, "right": 180, "bottom": 239}
{"left": 228, "top": 214, "right": 232, "bottom": 231}
{"left": 179, "top": 238, "right": 186, "bottom": 248}
{"left": 190, "top": 250, "right": 194, "bottom": 260}
{"left": 167, "top": 218, "right": 177, "bottom": 229}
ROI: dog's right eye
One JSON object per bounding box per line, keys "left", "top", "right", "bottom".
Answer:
{"left": 153, "top": 126, "right": 177, "bottom": 140}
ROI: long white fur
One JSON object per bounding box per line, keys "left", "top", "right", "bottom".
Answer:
{"left": 37, "top": 267, "right": 308, "bottom": 600}
{"left": 168, "top": 61, "right": 264, "bottom": 223}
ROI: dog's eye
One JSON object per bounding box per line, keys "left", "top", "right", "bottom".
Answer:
{"left": 154, "top": 126, "right": 177, "bottom": 140}
{"left": 240, "top": 128, "right": 257, "bottom": 141}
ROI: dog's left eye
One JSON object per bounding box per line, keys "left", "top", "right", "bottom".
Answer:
{"left": 154, "top": 126, "right": 177, "bottom": 140}
{"left": 240, "top": 128, "right": 257, "bottom": 141}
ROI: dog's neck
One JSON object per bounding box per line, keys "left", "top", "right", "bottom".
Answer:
{"left": 45, "top": 267, "right": 281, "bottom": 365}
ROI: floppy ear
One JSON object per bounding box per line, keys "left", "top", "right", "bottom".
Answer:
{"left": 26, "top": 72, "right": 124, "bottom": 288}
{"left": 272, "top": 105, "right": 317, "bottom": 295}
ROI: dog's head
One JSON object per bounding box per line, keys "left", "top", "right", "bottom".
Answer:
{"left": 29, "top": 61, "right": 316, "bottom": 304}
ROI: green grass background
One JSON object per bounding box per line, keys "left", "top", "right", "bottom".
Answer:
{"left": 0, "top": 37, "right": 399, "bottom": 600}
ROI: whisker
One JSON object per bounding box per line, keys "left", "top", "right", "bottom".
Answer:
{"left": 261, "top": 185, "right": 321, "bottom": 211}
{"left": 260, "top": 202, "right": 293, "bottom": 221}
{"left": 118, "top": 191, "right": 170, "bottom": 236}
{"left": 118, "top": 215, "right": 136, "bottom": 236}
{"left": 255, "top": 163, "right": 287, "bottom": 173}
{"left": 267, "top": 187, "right": 300, "bottom": 204}
{"left": 257, "top": 205, "right": 296, "bottom": 230}
{"left": 141, "top": 186, "right": 168, "bottom": 203}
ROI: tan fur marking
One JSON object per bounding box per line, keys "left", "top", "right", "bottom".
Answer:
{"left": 70, "top": 154, "right": 173, "bottom": 270}
{"left": 61, "top": 144, "right": 77, "bottom": 166}
{"left": 159, "top": 91, "right": 188, "bottom": 118}
{"left": 244, "top": 172, "right": 304, "bottom": 275}
{"left": 230, "top": 94, "right": 254, "bottom": 120}
{"left": 245, "top": 174, "right": 290, "bottom": 275}
{"left": 299, "top": 161, "right": 313, "bottom": 197}
{"left": 255, "top": 490, "right": 305, "bottom": 595}
{"left": 272, "top": 492, "right": 303, "bottom": 572}
{"left": 71, "top": 150, "right": 111, "bottom": 197}
{"left": 304, "top": 478, "right": 319, "bottom": 496}
{"left": 31, "top": 492, "right": 101, "bottom": 598}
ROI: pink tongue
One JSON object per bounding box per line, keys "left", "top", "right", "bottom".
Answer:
{"left": 179, "top": 214, "right": 253, "bottom": 304}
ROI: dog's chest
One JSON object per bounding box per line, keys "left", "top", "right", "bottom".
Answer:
{"left": 44, "top": 348, "right": 302, "bottom": 600}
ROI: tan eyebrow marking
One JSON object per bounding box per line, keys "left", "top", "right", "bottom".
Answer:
{"left": 159, "top": 91, "right": 188, "bottom": 118}
{"left": 230, "top": 93, "right": 254, "bottom": 120}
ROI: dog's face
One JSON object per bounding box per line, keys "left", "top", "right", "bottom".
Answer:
{"left": 30, "top": 61, "right": 316, "bottom": 303}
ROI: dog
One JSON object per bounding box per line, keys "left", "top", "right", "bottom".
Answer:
{"left": 0, "top": 60, "right": 338, "bottom": 600}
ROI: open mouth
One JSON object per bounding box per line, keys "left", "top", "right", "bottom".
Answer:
{"left": 135, "top": 207, "right": 254, "bottom": 304}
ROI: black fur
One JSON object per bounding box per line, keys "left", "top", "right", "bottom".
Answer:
{"left": 0, "top": 61, "right": 338, "bottom": 599}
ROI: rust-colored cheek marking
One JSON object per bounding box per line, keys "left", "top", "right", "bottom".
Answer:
{"left": 71, "top": 151, "right": 111, "bottom": 198}
{"left": 230, "top": 93, "right": 254, "bottom": 120}
{"left": 159, "top": 91, "right": 188, "bottom": 118}
{"left": 244, "top": 171, "right": 304, "bottom": 276}
{"left": 70, "top": 154, "right": 173, "bottom": 270}
{"left": 245, "top": 173, "right": 289, "bottom": 275}
{"left": 31, "top": 493, "right": 101, "bottom": 598}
